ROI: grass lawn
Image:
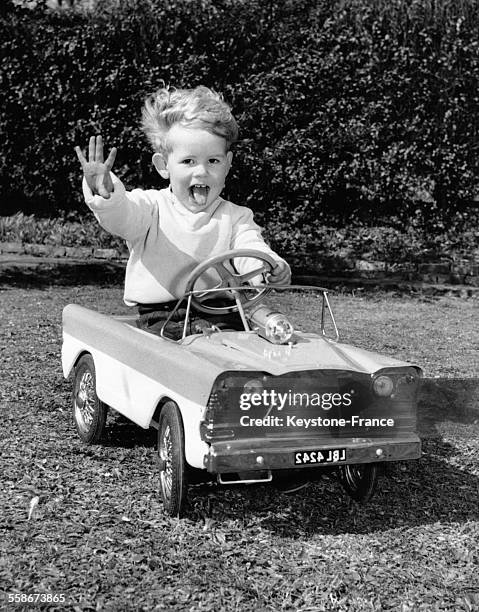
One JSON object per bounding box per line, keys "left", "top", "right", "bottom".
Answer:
{"left": 0, "top": 268, "right": 478, "bottom": 611}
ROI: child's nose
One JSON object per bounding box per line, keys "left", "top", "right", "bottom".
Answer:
{"left": 193, "top": 163, "right": 208, "bottom": 177}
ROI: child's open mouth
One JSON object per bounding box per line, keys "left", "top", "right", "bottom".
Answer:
{"left": 190, "top": 184, "right": 210, "bottom": 206}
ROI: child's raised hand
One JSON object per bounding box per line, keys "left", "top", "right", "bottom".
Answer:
{"left": 74, "top": 135, "right": 117, "bottom": 199}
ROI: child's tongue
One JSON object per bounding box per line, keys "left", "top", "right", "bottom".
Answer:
{"left": 191, "top": 185, "right": 209, "bottom": 206}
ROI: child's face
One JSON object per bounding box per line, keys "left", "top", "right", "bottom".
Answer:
{"left": 154, "top": 124, "right": 233, "bottom": 213}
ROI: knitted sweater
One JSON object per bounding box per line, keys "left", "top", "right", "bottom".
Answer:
{"left": 83, "top": 174, "right": 287, "bottom": 306}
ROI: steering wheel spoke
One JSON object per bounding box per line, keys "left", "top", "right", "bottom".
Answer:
{"left": 184, "top": 250, "right": 277, "bottom": 315}
{"left": 212, "top": 261, "right": 234, "bottom": 279}
{"left": 236, "top": 264, "right": 270, "bottom": 284}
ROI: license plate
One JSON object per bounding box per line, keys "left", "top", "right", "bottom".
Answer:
{"left": 293, "top": 448, "right": 346, "bottom": 465}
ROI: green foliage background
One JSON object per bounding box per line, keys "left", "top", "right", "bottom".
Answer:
{"left": 1, "top": 0, "right": 479, "bottom": 234}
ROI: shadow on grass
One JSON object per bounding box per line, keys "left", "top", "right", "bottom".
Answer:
{"left": 0, "top": 260, "right": 125, "bottom": 288}
{"left": 103, "top": 413, "right": 157, "bottom": 449}
{"left": 181, "top": 439, "right": 479, "bottom": 536}
{"left": 84, "top": 375, "right": 479, "bottom": 534}
{"left": 190, "top": 379, "right": 478, "bottom": 532}
{"left": 198, "top": 380, "right": 479, "bottom": 533}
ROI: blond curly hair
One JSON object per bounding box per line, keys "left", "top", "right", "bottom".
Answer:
{"left": 141, "top": 85, "right": 238, "bottom": 155}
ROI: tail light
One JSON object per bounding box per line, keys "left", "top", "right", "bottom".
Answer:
{"left": 201, "top": 372, "right": 267, "bottom": 441}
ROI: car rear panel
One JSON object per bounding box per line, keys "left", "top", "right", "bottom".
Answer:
{"left": 201, "top": 368, "right": 421, "bottom": 472}
{"left": 204, "top": 436, "right": 421, "bottom": 473}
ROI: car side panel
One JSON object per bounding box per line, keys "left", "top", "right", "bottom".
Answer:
{"left": 62, "top": 305, "right": 221, "bottom": 468}
{"left": 62, "top": 304, "right": 223, "bottom": 402}
{"left": 63, "top": 333, "right": 209, "bottom": 468}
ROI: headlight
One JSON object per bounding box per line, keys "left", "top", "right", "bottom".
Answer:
{"left": 372, "top": 375, "right": 394, "bottom": 397}
{"left": 265, "top": 315, "right": 294, "bottom": 344}
{"left": 243, "top": 378, "right": 264, "bottom": 394}
{"left": 248, "top": 304, "right": 294, "bottom": 344}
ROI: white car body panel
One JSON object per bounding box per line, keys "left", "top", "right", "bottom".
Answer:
{"left": 62, "top": 302, "right": 420, "bottom": 472}
{"left": 62, "top": 307, "right": 214, "bottom": 469}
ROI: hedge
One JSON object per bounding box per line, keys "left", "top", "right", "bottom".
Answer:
{"left": 2, "top": 208, "right": 478, "bottom": 268}
{"left": 1, "top": 0, "right": 479, "bottom": 234}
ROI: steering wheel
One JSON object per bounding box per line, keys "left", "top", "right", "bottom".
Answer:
{"left": 184, "top": 249, "right": 276, "bottom": 315}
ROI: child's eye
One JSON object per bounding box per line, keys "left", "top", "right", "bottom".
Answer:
{"left": 181, "top": 159, "right": 194, "bottom": 165}
{"left": 209, "top": 158, "right": 220, "bottom": 164}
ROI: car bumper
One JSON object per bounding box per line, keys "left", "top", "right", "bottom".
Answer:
{"left": 204, "top": 435, "right": 421, "bottom": 473}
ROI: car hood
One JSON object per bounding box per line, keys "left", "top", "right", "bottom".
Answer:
{"left": 183, "top": 331, "right": 415, "bottom": 376}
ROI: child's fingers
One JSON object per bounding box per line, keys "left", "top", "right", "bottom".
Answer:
{"left": 269, "top": 262, "right": 291, "bottom": 285}
{"left": 95, "top": 135, "right": 104, "bottom": 163}
{"left": 271, "top": 262, "right": 283, "bottom": 277}
{"left": 105, "top": 147, "right": 117, "bottom": 170}
{"left": 74, "top": 146, "right": 87, "bottom": 166}
{"left": 88, "top": 136, "right": 96, "bottom": 162}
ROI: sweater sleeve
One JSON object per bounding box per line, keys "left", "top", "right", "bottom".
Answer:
{"left": 230, "top": 205, "right": 290, "bottom": 282}
{"left": 82, "top": 173, "right": 154, "bottom": 242}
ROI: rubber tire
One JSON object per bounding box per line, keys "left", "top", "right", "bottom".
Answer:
{"left": 338, "top": 463, "right": 379, "bottom": 503}
{"left": 72, "top": 354, "right": 107, "bottom": 444}
{"left": 158, "top": 401, "right": 187, "bottom": 517}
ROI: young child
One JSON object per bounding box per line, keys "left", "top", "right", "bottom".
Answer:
{"left": 75, "top": 85, "right": 290, "bottom": 337}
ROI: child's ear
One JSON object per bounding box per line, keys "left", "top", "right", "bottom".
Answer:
{"left": 226, "top": 151, "right": 233, "bottom": 173}
{"left": 152, "top": 153, "right": 169, "bottom": 179}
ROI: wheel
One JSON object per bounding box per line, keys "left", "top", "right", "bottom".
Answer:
{"left": 158, "top": 401, "right": 187, "bottom": 517}
{"left": 337, "top": 463, "right": 379, "bottom": 503}
{"left": 184, "top": 249, "right": 276, "bottom": 315}
{"left": 72, "top": 354, "right": 107, "bottom": 444}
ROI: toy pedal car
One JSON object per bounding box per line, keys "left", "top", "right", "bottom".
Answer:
{"left": 62, "top": 249, "right": 422, "bottom": 516}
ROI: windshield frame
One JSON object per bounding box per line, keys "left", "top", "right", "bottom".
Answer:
{"left": 159, "top": 285, "right": 340, "bottom": 343}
